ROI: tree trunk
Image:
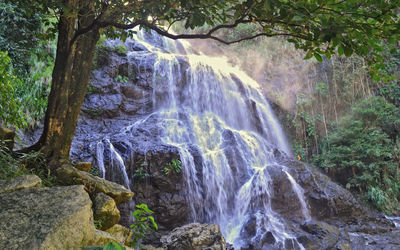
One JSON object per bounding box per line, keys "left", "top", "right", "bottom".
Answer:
{"left": 32, "top": 1, "right": 100, "bottom": 166}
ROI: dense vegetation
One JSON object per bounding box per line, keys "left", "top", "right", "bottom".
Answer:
{"left": 0, "top": 3, "right": 54, "bottom": 127}
{"left": 316, "top": 97, "right": 400, "bottom": 213}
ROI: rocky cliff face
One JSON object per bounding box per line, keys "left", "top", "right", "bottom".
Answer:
{"left": 68, "top": 33, "right": 400, "bottom": 249}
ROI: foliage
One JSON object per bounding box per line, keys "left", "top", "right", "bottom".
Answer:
{"left": 11, "top": 0, "right": 400, "bottom": 70}
{"left": 379, "top": 82, "right": 400, "bottom": 107}
{"left": 0, "top": 51, "right": 27, "bottom": 129}
{"left": 315, "top": 96, "right": 400, "bottom": 213}
{"left": 86, "top": 108, "right": 104, "bottom": 117}
{"left": 93, "top": 219, "right": 103, "bottom": 230}
{"left": 86, "top": 84, "right": 101, "bottom": 96}
{"left": 114, "top": 75, "right": 129, "bottom": 83}
{"left": 103, "top": 242, "right": 126, "bottom": 250}
{"left": 133, "top": 167, "right": 149, "bottom": 180}
{"left": 130, "top": 203, "right": 158, "bottom": 248}
{"left": 0, "top": 141, "right": 56, "bottom": 186}
{"left": 133, "top": 160, "right": 149, "bottom": 180}
{"left": 0, "top": 2, "right": 55, "bottom": 127}
{"left": 16, "top": 39, "right": 55, "bottom": 125}
{"left": 162, "top": 159, "right": 182, "bottom": 175}
{"left": 113, "top": 45, "right": 128, "bottom": 56}
{"left": 89, "top": 166, "right": 101, "bottom": 177}
{"left": 0, "top": 2, "right": 41, "bottom": 75}
{"left": 0, "top": 141, "right": 29, "bottom": 180}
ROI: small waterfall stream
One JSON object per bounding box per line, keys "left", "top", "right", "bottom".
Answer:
{"left": 95, "top": 29, "right": 311, "bottom": 249}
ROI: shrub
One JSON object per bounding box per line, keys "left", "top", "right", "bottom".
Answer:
{"left": 315, "top": 96, "right": 400, "bottom": 213}
{"left": 130, "top": 203, "right": 158, "bottom": 248}
{"left": 0, "top": 51, "right": 26, "bottom": 129}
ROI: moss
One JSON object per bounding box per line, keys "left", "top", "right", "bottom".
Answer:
{"left": 86, "top": 108, "right": 104, "bottom": 117}
{"left": 113, "top": 44, "right": 127, "bottom": 56}
{"left": 86, "top": 84, "right": 101, "bottom": 96}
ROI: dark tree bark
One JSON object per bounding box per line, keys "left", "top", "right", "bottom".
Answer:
{"left": 31, "top": 0, "right": 100, "bottom": 166}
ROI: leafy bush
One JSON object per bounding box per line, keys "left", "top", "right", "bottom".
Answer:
{"left": 0, "top": 2, "right": 41, "bottom": 75}
{"left": 0, "top": 51, "right": 26, "bottom": 129}
{"left": 0, "top": 2, "right": 55, "bottom": 127}
{"left": 315, "top": 96, "right": 400, "bottom": 213}
{"left": 130, "top": 203, "right": 158, "bottom": 248}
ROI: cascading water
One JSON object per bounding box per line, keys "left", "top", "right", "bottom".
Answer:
{"left": 95, "top": 29, "right": 311, "bottom": 249}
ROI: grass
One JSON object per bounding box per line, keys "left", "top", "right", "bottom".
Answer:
{"left": 0, "top": 142, "right": 56, "bottom": 186}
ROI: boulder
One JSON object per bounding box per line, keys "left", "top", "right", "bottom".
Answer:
{"left": 161, "top": 223, "right": 226, "bottom": 250}
{"left": 89, "top": 230, "right": 120, "bottom": 246}
{"left": 141, "top": 245, "right": 164, "bottom": 250}
{"left": 86, "top": 229, "right": 135, "bottom": 250}
{"left": 105, "top": 224, "right": 133, "bottom": 245}
{"left": 297, "top": 220, "right": 340, "bottom": 249}
{"left": 0, "top": 174, "right": 42, "bottom": 194}
{"left": 0, "top": 185, "right": 95, "bottom": 249}
{"left": 75, "top": 162, "right": 92, "bottom": 172}
{"left": 93, "top": 192, "right": 121, "bottom": 230}
{"left": 55, "top": 165, "right": 133, "bottom": 205}
{"left": 0, "top": 127, "right": 15, "bottom": 150}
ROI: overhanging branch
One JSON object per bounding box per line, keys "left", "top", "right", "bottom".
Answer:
{"left": 71, "top": 17, "right": 312, "bottom": 46}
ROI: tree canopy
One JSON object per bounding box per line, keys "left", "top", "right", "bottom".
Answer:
{"left": 12, "top": 0, "right": 400, "bottom": 60}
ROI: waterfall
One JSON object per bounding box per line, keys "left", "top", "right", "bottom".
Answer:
{"left": 94, "top": 29, "right": 311, "bottom": 249}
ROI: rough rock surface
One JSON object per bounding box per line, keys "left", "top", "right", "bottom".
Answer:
{"left": 55, "top": 165, "right": 133, "bottom": 205}
{"left": 297, "top": 220, "right": 340, "bottom": 249}
{"left": 161, "top": 223, "right": 226, "bottom": 250}
{"left": 105, "top": 224, "right": 133, "bottom": 245}
{"left": 0, "top": 126, "right": 15, "bottom": 150}
{"left": 122, "top": 146, "right": 190, "bottom": 244}
{"left": 0, "top": 185, "right": 95, "bottom": 249}
{"left": 89, "top": 230, "right": 120, "bottom": 246}
{"left": 0, "top": 174, "right": 42, "bottom": 194}
{"left": 93, "top": 192, "right": 121, "bottom": 230}
{"left": 75, "top": 162, "right": 92, "bottom": 172}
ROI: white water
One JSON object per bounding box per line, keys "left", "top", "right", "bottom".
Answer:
{"left": 284, "top": 170, "right": 311, "bottom": 221}
{"left": 96, "top": 29, "right": 311, "bottom": 249}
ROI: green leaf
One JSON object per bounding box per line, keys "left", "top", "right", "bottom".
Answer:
{"left": 338, "top": 45, "right": 344, "bottom": 56}
{"left": 304, "top": 50, "right": 313, "bottom": 60}
{"left": 103, "top": 242, "right": 126, "bottom": 250}
{"left": 314, "top": 52, "right": 323, "bottom": 62}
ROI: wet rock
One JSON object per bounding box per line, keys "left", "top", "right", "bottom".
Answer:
{"left": 278, "top": 159, "right": 363, "bottom": 222}
{"left": 348, "top": 230, "right": 400, "bottom": 250}
{"left": 141, "top": 245, "right": 164, "bottom": 250}
{"left": 55, "top": 165, "right": 134, "bottom": 205}
{"left": 105, "top": 224, "right": 133, "bottom": 245}
{"left": 120, "top": 84, "right": 146, "bottom": 100}
{"left": 0, "top": 185, "right": 95, "bottom": 249}
{"left": 267, "top": 166, "right": 307, "bottom": 221}
{"left": 93, "top": 192, "right": 121, "bottom": 230}
{"left": 124, "top": 145, "right": 190, "bottom": 244}
{"left": 0, "top": 127, "right": 15, "bottom": 150}
{"left": 161, "top": 223, "right": 226, "bottom": 250}
{"left": 0, "top": 175, "right": 42, "bottom": 194}
{"left": 82, "top": 94, "right": 122, "bottom": 119}
{"left": 298, "top": 220, "right": 340, "bottom": 249}
{"left": 75, "top": 162, "right": 92, "bottom": 172}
